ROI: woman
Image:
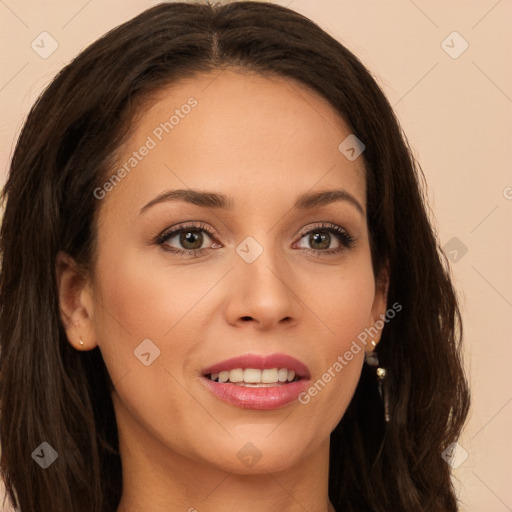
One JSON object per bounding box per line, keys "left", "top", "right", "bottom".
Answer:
{"left": 0, "top": 2, "right": 470, "bottom": 511}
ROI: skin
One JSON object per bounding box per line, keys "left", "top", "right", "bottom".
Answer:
{"left": 57, "top": 69, "right": 388, "bottom": 512}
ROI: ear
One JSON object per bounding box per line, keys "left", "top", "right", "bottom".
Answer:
{"left": 365, "top": 261, "right": 390, "bottom": 353}
{"left": 56, "top": 250, "right": 97, "bottom": 351}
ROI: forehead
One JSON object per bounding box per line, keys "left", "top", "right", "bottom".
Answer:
{"left": 99, "top": 70, "right": 366, "bottom": 218}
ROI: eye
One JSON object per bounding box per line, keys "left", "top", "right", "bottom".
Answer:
{"left": 155, "top": 221, "right": 355, "bottom": 258}
{"left": 156, "top": 222, "right": 221, "bottom": 257}
{"left": 295, "top": 222, "right": 355, "bottom": 255}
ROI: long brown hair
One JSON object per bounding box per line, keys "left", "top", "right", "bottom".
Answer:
{"left": 0, "top": 2, "right": 470, "bottom": 511}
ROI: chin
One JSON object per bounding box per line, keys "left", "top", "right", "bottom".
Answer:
{"left": 190, "top": 434, "right": 316, "bottom": 475}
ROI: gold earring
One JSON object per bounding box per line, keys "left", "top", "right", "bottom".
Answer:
{"left": 364, "top": 341, "right": 390, "bottom": 423}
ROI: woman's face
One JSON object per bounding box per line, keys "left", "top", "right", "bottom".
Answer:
{"left": 74, "top": 70, "right": 387, "bottom": 474}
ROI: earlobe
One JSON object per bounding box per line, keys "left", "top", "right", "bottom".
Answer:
{"left": 55, "top": 250, "right": 97, "bottom": 351}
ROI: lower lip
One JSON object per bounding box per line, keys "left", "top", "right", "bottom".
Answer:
{"left": 200, "top": 377, "right": 309, "bottom": 410}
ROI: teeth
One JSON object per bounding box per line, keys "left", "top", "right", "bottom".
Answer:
{"left": 244, "top": 368, "right": 261, "bottom": 383}
{"left": 208, "top": 368, "right": 299, "bottom": 384}
{"left": 278, "top": 368, "right": 288, "bottom": 382}
{"left": 261, "top": 368, "right": 279, "bottom": 383}
{"left": 229, "top": 368, "right": 244, "bottom": 382}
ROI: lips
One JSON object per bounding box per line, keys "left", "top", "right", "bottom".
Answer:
{"left": 200, "top": 353, "right": 311, "bottom": 410}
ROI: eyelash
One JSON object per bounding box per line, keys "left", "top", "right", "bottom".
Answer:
{"left": 155, "top": 221, "right": 355, "bottom": 258}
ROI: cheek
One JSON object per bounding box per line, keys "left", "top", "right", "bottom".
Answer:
{"left": 90, "top": 245, "right": 226, "bottom": 386}
{"left": 295, "top": 261, "right": 375, "bottom": 429}
{"left": 90, "top": 248, "right": 213, "bottom": 451}
{"left": 305, "top": 257, "right": 376, "bottom": 346}
{"left": 93, "top": 245, "right": 209, "bottom": 337}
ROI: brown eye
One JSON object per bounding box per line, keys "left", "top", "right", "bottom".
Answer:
{"left": 161, "top": 228, "right": 213, "bottom": 251}
{"left": 156, "top": 222, "right": 219, "bottom": 256}
{"left": 295, "top": 223, "right": 355, "bottom": 255}
{"left": 176, "top": 230, "right": 205, "bottom": 250}
{"left": 308, "top": 231, "right": 331, "bottom": 250}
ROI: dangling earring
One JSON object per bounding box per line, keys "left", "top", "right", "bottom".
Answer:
{"left": 365, "top": 341, "right": 390, "bottom": 423}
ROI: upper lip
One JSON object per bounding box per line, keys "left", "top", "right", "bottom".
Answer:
{"left": 202, "top": 353, "right": 310, "bottom": 379}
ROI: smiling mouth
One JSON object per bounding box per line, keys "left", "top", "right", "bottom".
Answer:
{"left": 205, "top": 367, "right": 302, "bottom": 387}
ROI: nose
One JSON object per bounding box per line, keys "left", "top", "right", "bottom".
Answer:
{"left": 224, "top": 239, "right": 301, "bottom": 331}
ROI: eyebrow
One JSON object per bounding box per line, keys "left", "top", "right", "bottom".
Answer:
{"left": 139, "top": 188, "right": 365, "bottom": 217}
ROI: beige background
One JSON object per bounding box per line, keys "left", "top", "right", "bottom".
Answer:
{"left": 1, "top": 1, "right": 511, "bottom": 510}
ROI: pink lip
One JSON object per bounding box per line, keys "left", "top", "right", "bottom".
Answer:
{"left": 201, "top": 353, "right": 310, "bottom": 378}
{"left": 200, "top": 353, "right": 311, "bottom": 410}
